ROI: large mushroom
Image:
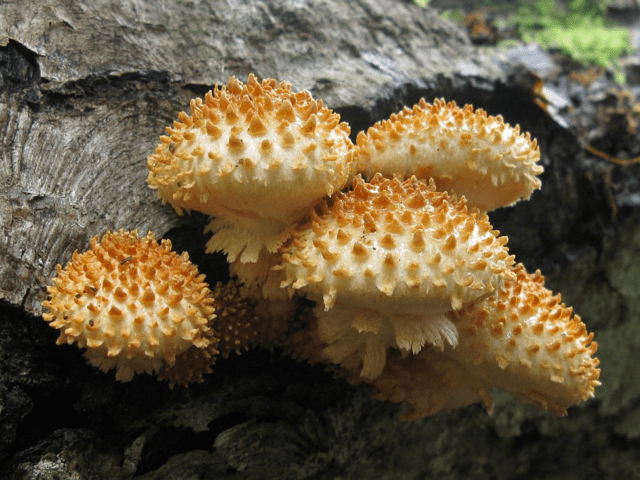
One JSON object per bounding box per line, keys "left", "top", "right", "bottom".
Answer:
{"left": 276, "top": 174, "right": 516, "bottom": 378}
{"left": 147, "top": 74, "right": 355, "bottom": 263}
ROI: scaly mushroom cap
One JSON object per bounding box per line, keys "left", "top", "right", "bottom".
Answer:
{"left": 211, "top": 279, "right": 263, "bottom": 358}
{"left": 277, "top": 174, "right": 516, "bottom": 378}
{"left": 351, "top": 265, "right": 599, "bottom": 420}
{"left": 210, "top": 279, "right": 294, "bottom": 357}
{"left": 158, "top": 342, "right": 219, "bottom": 388}
{"left": 356, "top": 98, "right": 544, "bottom": 212}
{"left": 42, "top": 230, "right": 217, "bottom": 382}
{"left": 147, "top": 74, "right": 355, "bottom": 263}
{"left": 445, "top": 264, "right": 600, "bottom": 416}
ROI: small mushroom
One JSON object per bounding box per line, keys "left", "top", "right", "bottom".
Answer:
{"left": 42, "top": 230, "right": 218, "bottom": 382}
{"left": 210, "top": 279, "right": 263, "bottom": 358}
{"left": 160, "top": 278, "right": 294, "bottom": 386}
{"left": 158, "top": 342, "right": 219, "bottom": 388}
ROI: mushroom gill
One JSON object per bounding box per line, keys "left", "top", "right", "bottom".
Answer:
{"left": 42, "top": 230, "right": 218, "bottom": 382}
{"left": 276, "top": 173, "right": 516, "bottom": 378}
{"left": 356, "top": 98, "right": 544, "bottom": 212}
{"left": 146, "top": 74, "right": 355, "bottom": 263}
{"left": 348, "top": 347, "right": 490, "bottom": 421}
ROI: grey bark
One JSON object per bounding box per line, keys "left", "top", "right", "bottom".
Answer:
{"left": 1, "top": 0, "right": 639, "bottom": 479}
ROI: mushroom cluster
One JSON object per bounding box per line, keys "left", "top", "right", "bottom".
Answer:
{"left": 42, "top": 74, "right": 599, "bottom": 420}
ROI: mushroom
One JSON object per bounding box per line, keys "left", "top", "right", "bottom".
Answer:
{"left": 209, "top": 279, "right": 290, "bottom": 357}
{"left": 356, "top": 264, "right": 599, "bottom": 420}
{"left": 211, "top": 279, "right": 263, "bottom": 358}
{"left": 158, "top": 342, "right": 219, "bottom": 388}
{"left": 276, "top": 173, "right": 516, "bottom": 378}
{"left": 42, "top": 230, "right": 218, "bottom": 382}
{"left": 356, "top": 98, "right": 544, "bottom": 212}
{"left": 146, "top": 74, "right": 355, "bottom": 263}
{"left": 445, "top": 263, "right": 600, "bottom": 416}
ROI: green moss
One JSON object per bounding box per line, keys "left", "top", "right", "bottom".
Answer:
{"left": 511, "top": 0, "right": 632, "bottom": 81}
{"left": 430, "top": 0, "right": 632, "bottom": 83}
{"left": 439, "top": 8, "right": 464, "bottom": 24}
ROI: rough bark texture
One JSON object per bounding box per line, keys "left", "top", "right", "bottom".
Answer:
{"left": 1, "top": 0, "right": 639, "bottom": 478}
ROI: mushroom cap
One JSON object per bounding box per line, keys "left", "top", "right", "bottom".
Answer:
{"left": 277, "top": 174, "right": 516, "bottom": 378}
{"left": 279, "top": 173, "right": 515, "bottom": 310}
{"left": 446, "top": 264, "right": 600, "bottom": 416}
{"left": 349, "top": 265, "right": 600, "bottom": 420}
{"left": 42, "top": 230, "right": 217, "bottom": 382}
{"left": 211, "top": 279, "right": 263, "bottom": 358}
{"left": 208, "top": 279, "right": 294, "bottom": 358}
{"left": 147, "top": 74, "right": 355, "bottom": 263}
{"left": 356, "top": 98, "right": 544, "bottom": 212}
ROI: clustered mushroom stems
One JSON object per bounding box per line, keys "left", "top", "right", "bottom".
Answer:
{"left": 42, "top": 74, "right": 599, "bottom": 420}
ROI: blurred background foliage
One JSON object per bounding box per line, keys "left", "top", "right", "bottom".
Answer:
{"left": 416, "top": 0, "right": 633, "bottom": 83}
